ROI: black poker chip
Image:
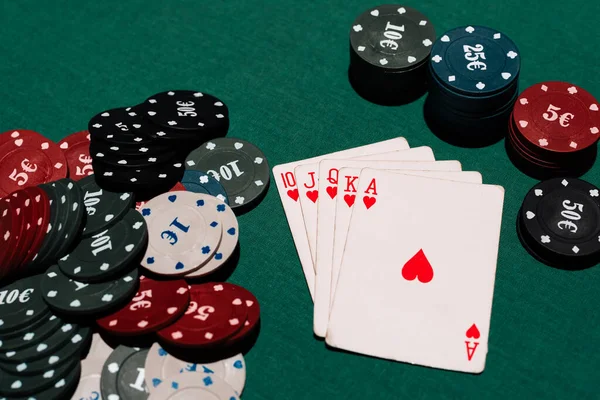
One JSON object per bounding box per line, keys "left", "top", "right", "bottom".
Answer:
{"left": 350, "top": 5, "right": 436, "bottom": 72}
{"left": 30, "top": 183, "right": 62, "bottom": 268}
{"left": 41, "top": 265, "right": 140, "bottom": 316}
{"left": 92, "top": 159, "right": 185, "bottom": 193}
{"left": 185, "top": 138, "right": 270, "bottom": 213}
{"left": 0, "top": 355, "right": 76, "bottom": 397}
{"left": 7, "top": 361, "right": 82, "bottom": 400}
{"left": 58, "top": 209, "right": 148, "bottom": 282}
{"left": 518, "top": 177, "right": 600, "bottom": 269}
{"left": 0, "top": 318, "right": 77, "bottom": 363}
{"left": 32, "top": 179, "right": 86, "bottom": 270}
{"left": 100, "top": 345, "right": 150, "bottom": 400}
{"left": 141, "top": 90, "right": 229, "bottom": 135}
{"left": 78, "top": 175, "right": 134, "bottom": 239}
{"left": 0, "top": 325, "right": 91, "bottom": 375}
{"left": 0, "top": 313, "right": 61, "bottom": 352}
{"left": 88, "top": 107, "right": 156, "bottom": 146}
{"left": 0, "top": 275, "right": 49, "bottom": 335}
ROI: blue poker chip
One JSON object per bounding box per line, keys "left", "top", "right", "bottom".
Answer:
{"left": 430, "top": 26, "right": 520, "bottom": 96}
{"left": 181, "top": 170, "right": 229, "bottom": 204}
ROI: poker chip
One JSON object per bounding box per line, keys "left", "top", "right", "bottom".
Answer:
{"left": 226, "top": 284, "right": 261, "bottom": 344}
{"left": 185, "top": 201, "right": 239, "bottom": 278}
{"left": 30, "top": 179, "right": 86, "bottom": 270}
{"left": 78, "top": 175, "right": 134, "bottom": 238}
{"left": 181, "top": 169, "right": 229, "bottom": 204}
{"left": 350, "top": 5, "right": 435, "bottom": 71}
{"left": 7, "top": 361, "right": 82, "bottom": 400}
{"left": 135, "top": 182, "right": 186, "bottom": 211}
{"left": 430, "top": 25, "right": 520, "bottom": 96}
{"left": 140, "top": 192, "right": 223, "bottom": 276}
{"left": 147, "top": 372, "right": 239, "bottom": 400}
{"left": 0, "top": 313, "right": 61, "bottom": 352}
{"left": 58, "top": 208, "right": 148, "bottom": 282}
{"left": 0, "top": 275, "right": 49, "bottom": 335}
{"left": 144, "top": 342, "right": 246, "bottom": 395}
{"left": 348, "top": 5, "right": 435, "bottom": 105}
{"left": 518, "top": 177, "right": 600, "bottom": 269}
{"left": 0, "top": 320, "right": 80, "bottom": 362}
{"left": 0, "top": 357, "right": 76, "bottom": 397}
{"left": 92, "top": 159, "right": 185, "bottom": 192}
{"left": 88, "top": 107, "right": 156, "bottom": 146}
{"left": 1, "top": 190, "right": 29, "bottom": 271}
{"left": 41, "top": 265, "right": 140, "bottom": 316}
{"left": 141, "top": 90, "right": 229, "bottom": 136}
{"left": 0, "top": 130, "right": 67, "bottom": 197}
{"left": 425, "top": 26, "right": 520, "bottom": 147}
{"left": 185, "top": 138, "right": 270, "bottom": 212}
{"left": 100, "top": 346, "right": 150, "bottom": 400}
{"left": 71, "top": 356, "right": 104, "bottom": 400}
{"left": 0, "top": 325, "right": 91, "bottom": 375}
{"left": 58, "top": 130, "right": 94, "bottom": 181}
{"left": 157, "top": 282, "right": 248, "bottom": 348}
{"left": 96, "top": 276, "right": 190, "bottom": 336}
{"left": 10, "top": 187, "right": 47, "bottom": 270}
{"left": 506, "top": 81, "right": 600, "bottom": 178}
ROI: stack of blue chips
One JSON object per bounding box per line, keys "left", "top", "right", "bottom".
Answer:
{"left": 424, "top": 26, "right": 521, "bottom": 147}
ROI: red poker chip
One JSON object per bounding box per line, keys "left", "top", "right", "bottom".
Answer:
{"left": 0, "top": 199, "right": 14, "bottom": 278}
{"left": 157, "top": 282, "right": 248, "bottom": 348}
{"left": 0, "top": 130, "right": 67, "bottom": 197}
{"left": 513, "top": 82, "right": 600, "bottom": 154}
{"left": 96, "top": 276, "right": 190, "bottom": 336}
{"left": 225, "top": 284, "right": 260, "bottom": 344}
{"left": 20, "top": 187, "right": 51, "bottom": 269}
{"left": 2, "top": 191, "right": 27, "bottom": 274}
{"left": 135, "top": 181, "right": 186, "bottom": 211}
{"left": 58, "top": 130, "right": 94, "bottom": 181}
{"left": 9, "top": 188, "right": 43, "bottom": 271}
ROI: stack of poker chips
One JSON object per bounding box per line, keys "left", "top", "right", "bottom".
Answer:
{"left": 425, "top": 26, "right": 520, "bottom": 147}
{"left": 348, "top": 5, "right": 436, "bottom": 105}
{"left": 88, "top": 90, "right": 229, "bottom": 197}
{"left": 517, "top": 177, "right": 600, "bottom": 270}
{"left": 506, "top": 81, "right": 600, "bottom": 179}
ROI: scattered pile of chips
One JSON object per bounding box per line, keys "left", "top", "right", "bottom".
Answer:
{"left": 348, "top": 5, "right": 436, "bottom": 105}
{"left": 425, "top": 25, "right": 520, "bottom": 147}
{"left": 506, "top": 81, "right": 600, "bottom": 179}
{"left": 517, "top": 177, "right": 600, "bottom": 270}
{"left": 89, "top": 90, "right": 229, "bottom": 197}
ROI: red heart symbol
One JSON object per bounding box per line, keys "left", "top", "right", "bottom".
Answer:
{"left": 326, "top": 186, "right": 337, "bottom": 199}
{"left": 343, "top": 194, "right": 355, "bottom": 207}
{"left": 466, "top": 324, "right": 480, "bottom": 339}
{"left": 363, "top": 196, "right": 376, "bottom": 209}
{"left": 306, "top": 190, "right": 318, "bottom": 203}
{"left": 401, "top": 249, "right": 434, "bottom": 283}
{"left": 287, "top": 189, "right": 299, "bottom": 201}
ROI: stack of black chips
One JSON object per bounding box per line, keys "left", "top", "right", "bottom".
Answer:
{"left": 89, "top": 90, "right": 229, "bottom": 198}
{"left": 348, "top": 5, "right": 436, "bottom": 105}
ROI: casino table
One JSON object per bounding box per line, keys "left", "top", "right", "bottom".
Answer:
{"left": 2, "top": 1, "right": 600, "bottom": 399}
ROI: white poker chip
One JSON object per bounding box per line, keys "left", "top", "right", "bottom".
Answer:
{"left": 139, "top": 191, "right": 223, "bottom": 276}
{"left": 147, "top": 371, "right": 240, "bottom": 400}
{"left": 144, "top": 343, "right": 246, "bottom": 395}
{"left": 185, "top": 200, "right": 239, "bottom": 278}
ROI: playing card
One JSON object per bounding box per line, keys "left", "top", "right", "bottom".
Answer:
{"left": 326, "top": 170, "right": 504, "bottom": 373}
{"left": 294, "top": 146, "right": 436, "bottom": 267}
{"left": 328, "top": 161, "right": 462, "bottom": 310}
{"left": 272, "top": 137, "right": 409, "bottom": 299}
{"left": 312, "top": 163, "right": 475, "bottom": 338}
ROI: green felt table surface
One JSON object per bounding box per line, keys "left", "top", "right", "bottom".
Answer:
{"left": 2, "top": 1, "right": 600, "bottom": 399}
